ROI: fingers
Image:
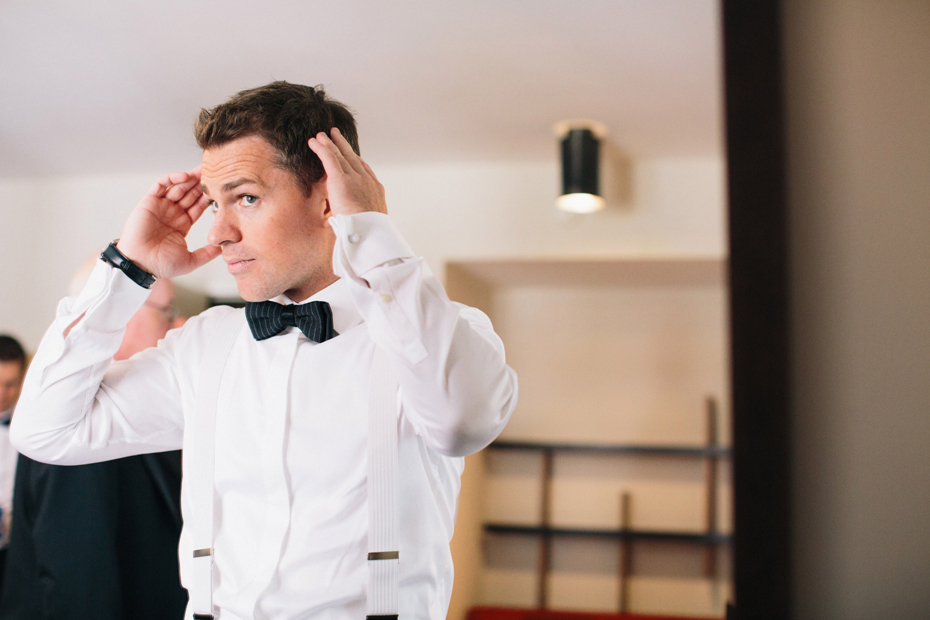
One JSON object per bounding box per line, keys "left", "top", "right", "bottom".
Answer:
{"left": 310, "top": 129, "right": 378, "bottom": 183}
{"left": 166, "top": 177, "right": 201, "bottom": 203}
{"left": 328, "top": 128, "right": 367, "bottom": 175}
{"left": 176, "top": 182, "right": 204, "bottom": 209}
{"left": 358, "top": 157, "right": 380, "bottom": 183}
{"left": 185, "top": 194, "right": 213, "bottom": 224}
{"left": 308, "top": 133, "right": 350, "bottom": 176}
{"left": 187, "top": 244, "right": 223, "bottom": 271}
{"left": 148, "top": 171, "right": 193, "bottom": 198}
{"left": 147, "top": 166, "right": 203, "bottom": 201}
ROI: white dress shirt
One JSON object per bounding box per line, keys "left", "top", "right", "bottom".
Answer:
{"left": 12, "top": 212, "right": 518, "bottom": 620}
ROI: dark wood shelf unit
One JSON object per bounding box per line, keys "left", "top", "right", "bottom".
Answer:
{"left": 489, "top": 440, "right": 731, "bottom": 459}
{"left": 482, "top": 398, "right": 728, "bottom": 613}
{"left": 484, "top": 523, "right": 732, "bottom": 545}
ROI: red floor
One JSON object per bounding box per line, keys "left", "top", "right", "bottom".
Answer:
{"left": 466, "top": 606, "right": 722, "bottom": 620}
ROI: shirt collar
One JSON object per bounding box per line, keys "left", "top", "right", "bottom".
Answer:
{"left": 271, "top": 277, "right": 362, "bottom": 336}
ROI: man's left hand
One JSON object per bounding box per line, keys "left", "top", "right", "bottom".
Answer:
{"left": 308, "top": 128, "right": 388, "bottom": 217}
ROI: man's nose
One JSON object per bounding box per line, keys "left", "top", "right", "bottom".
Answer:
{"left": 207, "top": 206, "right": 242, "bottom": 247}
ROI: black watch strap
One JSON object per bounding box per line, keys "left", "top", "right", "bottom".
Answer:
{"left": 100, "top": 241, "right": 157, "bottom": 289}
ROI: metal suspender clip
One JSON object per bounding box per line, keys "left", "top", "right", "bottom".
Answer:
{"left": 192, "top": 547, "right": 215, "bottom": 619}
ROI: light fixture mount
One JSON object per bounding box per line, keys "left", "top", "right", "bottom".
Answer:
{"left": 552, "top": 119, "right": 608, "bottom": 140}
{"left": 554, "top": 120, "right": 607, "bottom": 214}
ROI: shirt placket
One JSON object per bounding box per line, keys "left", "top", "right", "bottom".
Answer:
{"left": 245, "top": 331, "right": 301, "bottom": 616}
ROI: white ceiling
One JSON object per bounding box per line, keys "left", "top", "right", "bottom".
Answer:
{"left": 0, "top": 0, "right": 722, "bottom": 177}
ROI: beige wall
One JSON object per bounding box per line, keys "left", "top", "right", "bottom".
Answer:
{"left": 782, "top": 1, "right": 930, "bottom": 618}
{"left": 496, "top": 283, "right": 729, "bottom": 447}
{"left": 0, "top": 173, "right": 154, "bottom": 348}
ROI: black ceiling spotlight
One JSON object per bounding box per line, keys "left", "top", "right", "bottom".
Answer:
{"left": 554, "top": 120, "right": 607, "bottom": 214}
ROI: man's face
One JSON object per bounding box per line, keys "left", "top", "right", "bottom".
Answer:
{"left": 202, "top": 135, "right": 337, "bottom": 303}
{"left": 0, "top": 360, "right": 24, "bottom": 413}
{"left": 114, "top": 278, "right": 176, "bottom": 361}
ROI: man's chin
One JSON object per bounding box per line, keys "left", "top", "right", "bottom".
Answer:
{"left": 235, "top": 279, "right": 281, "bottom": 303}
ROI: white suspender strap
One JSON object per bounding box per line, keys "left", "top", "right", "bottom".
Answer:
{"left": 367, "top": 347, "right": 400, "bottom": 619}
{"left": 190, "top": 309, "right": 244, "bottom": 620}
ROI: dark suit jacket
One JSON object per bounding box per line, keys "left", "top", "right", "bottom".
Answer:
{"left": 0, "top": 451, "right": 188, "bottom": 620}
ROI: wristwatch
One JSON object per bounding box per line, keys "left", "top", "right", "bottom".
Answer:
{"left": 100, "top": 240, "right": 157, "bottom": 289}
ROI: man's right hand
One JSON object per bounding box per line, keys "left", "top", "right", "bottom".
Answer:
{"left": 116, "top": 167, "right": 221, "bottom": 278}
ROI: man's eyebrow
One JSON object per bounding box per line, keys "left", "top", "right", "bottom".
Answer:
{"left": 222, "top": 177, "right": 262, "bottom": 193}
{"left": 201, "top": 177, "right": 265, "bottom": 196}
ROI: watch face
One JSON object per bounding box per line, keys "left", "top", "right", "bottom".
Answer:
{"left": 101, "top": 242, "right": 153, "bottom": 288}
{"left": 102, "top": 243, "right": 124, "bottom": 268}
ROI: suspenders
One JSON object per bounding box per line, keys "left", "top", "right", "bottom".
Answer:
{"left": 366, "top": 348, "right": 400, "bottom": 619}
{"left": 190, "top": 311, "right": 240, "bottom": 619}
{"left": 189, "top": 310, "right": 400, "bottom": 619}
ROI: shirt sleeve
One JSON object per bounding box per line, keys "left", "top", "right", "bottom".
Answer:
{"left": 10, "top": 260, "right": 185, "bottom": 465}
{"left": 330, "top": 212, "right": 518, "bottom": 457}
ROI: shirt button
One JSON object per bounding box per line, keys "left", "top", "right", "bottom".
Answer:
{"left": 381, "top": 294, "right": 393, "bottom": 303}
{"left": 348, "top": 233, "right": 361, "bottom": 244}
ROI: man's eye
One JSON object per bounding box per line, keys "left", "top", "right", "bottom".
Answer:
{"left": 209, "top": 200, "right": 218, "bottom": 212}
{"left": 241, "top": 195, "right": 258, "bottom": 206}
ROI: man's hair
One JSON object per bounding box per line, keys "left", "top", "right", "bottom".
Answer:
{"left": 194, "top": 81, "right": 359, "bottom": 195}
{"left": 0, "top": 335, "right": 26, "bottom": 367}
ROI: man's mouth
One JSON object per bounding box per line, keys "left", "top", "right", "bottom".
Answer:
{"left": 225, "top": 258, "right": 255, "bottom": 274}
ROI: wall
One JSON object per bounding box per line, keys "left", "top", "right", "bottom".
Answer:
{"left": 0, "top": 173, "right": 154, "bottom": 348}
{"left": 0, "top": 157, "right": 725, "bottom": 349}
{"left": 782, "top": 1, "right": 930, "bottom": 618}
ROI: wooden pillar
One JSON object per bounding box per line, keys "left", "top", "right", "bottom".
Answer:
{"left": 618, "top": 491, "right": 633, "bottom": 613}
{"left": 536, "top": 448, "right": 554, "bottom": 608}
{"left": 704, "top": 397, "right": 719, "bottom": 578}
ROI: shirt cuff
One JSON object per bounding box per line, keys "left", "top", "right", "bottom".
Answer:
{"left": 329, "top": 212, "right": 415, "bottom": 276}
{"left": 34, "top": 260, "right": 149, "bottom": 371}
{"left": 59, "top": 259, "right": 151, "bottom": 335}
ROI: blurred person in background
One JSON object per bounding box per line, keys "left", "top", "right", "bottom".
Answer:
{"left": 0, "top": 265, "right": 187, "bottom": 620}
{"left": 0, "top": 335, "right": 26, "bottom": 587}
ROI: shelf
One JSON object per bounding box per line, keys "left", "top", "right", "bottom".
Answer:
{"left": 484, "top": 523, "right": 731, "bottom": 545}
{"left": 482, "top": 399, "right": 726, "bottom": 612}
{"left": 488, "top": 440, "right": 730, "bottom": 458}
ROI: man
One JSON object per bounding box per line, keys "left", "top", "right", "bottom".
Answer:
{"left": 0, "top": 335, "right": 26, "bottom": 586}
{"left": 0, "top": 278, "right": 188, "bottom": 620}
{"left": 12, "top": 82, "right": 517, "bottom": 620}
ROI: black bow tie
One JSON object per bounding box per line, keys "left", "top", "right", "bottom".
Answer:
{"left": 244, "top": 300, "right": 339, "bottom": 343}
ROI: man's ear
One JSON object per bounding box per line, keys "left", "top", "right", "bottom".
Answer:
{"left": 309, "top": 176, "right": 330, "bottom": 218}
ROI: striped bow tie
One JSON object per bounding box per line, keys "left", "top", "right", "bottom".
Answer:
{"left": 244, "top": 300, "right": 339, "bottom": 343}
